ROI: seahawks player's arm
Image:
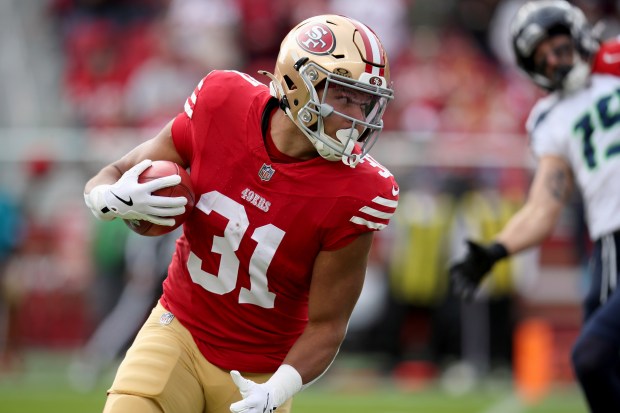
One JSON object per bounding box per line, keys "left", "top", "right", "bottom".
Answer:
{"left": 85, "top": 119, "right": 184, "bottom": 192}
{"left": 283, "top": 231, "right": 373, "bottom": 383}
{"left": 496, "top": 155, "right": 573, "bottom": 254}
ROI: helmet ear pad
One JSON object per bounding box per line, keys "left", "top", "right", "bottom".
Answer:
{"left": 297, "top": 79, "right": 327, "bottom": 130}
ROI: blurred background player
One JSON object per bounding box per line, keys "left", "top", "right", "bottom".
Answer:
{"left": 83, "top": 14, "right": 397, "bottom": 413}
{"left": 450, "top": 1, "right": 620, "bottom": 412}
{"left": 68, "top": 227, "right": 181, "bottom": 392}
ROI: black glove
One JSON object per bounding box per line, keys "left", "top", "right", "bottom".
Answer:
{"left": 450, "top": 240, "right": 509, "bottom": 300}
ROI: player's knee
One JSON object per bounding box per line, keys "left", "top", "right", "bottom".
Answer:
{"left": 103, "top": 393, "right": 162, "bottom": 413}
{"left": 571, "top": 336, "right": 616, "bottom": 380}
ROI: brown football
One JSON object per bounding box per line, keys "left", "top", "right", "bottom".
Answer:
{"left": 124, "top": 160, "right": 195, "bottom": 236}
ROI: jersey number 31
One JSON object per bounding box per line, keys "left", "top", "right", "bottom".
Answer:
{"left": 186, "top": 191, "right": 284, "bottom": 309}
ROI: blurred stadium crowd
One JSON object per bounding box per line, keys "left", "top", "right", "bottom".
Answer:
{"left": 1, "top": 0, "right": 620, "bottom": 395}
{"left": 2, "top": 0, "right": 555, "bottom": 131}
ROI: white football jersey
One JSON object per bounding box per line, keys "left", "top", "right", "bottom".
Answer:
{"left": 527, "top": 74, "right": 620, "bottom": 240}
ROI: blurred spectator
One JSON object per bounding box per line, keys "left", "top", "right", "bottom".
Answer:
{"left": 391, "top": 24, "right": 538, "bottom": 137}
{"left": 61, "top": 19, "right": 127, "bottom": 127}
{"left": 573, "top": 0, "right": 620, "bottom": 39}
{"left": 166, "top": 0, "right": 242, "bottom": 71}
{"left": 50, "top": 0, "right": 165, "bottom": 25}
{"left": 0, "top": 188, "right": 25, "bottom": 371}
{"left": 328, "top": 0, "right": 411, "bottom": 62}
{"left": 453, "top": 0, "right": 502, "bottom": 56}
{"left": 1, "top": 155, "right": 92, "bottom": 358}
{"left": 50, "top": 0, "right": 167, "bottom": 127}
{"left": 288, "top": 0, "right": 331, "bottom": 23}
{"left": 123, "top": 19, "right": 204, "bottom": 128}
{"left": 234, "top": 0, "right": 292, "bottom": 75}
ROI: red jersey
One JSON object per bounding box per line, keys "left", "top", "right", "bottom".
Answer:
{"left": 161, "top": 70, "right": 399, "bottom": 372}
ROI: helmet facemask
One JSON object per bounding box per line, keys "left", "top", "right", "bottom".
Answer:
{"left": 529, "top": 36, "right": 591, "bottom": 92}
{"left": 295, "top": 62, "right": 392, "bottom": 167}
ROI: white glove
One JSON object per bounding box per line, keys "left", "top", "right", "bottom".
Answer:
{"left": 85, "top": 159, "right": 187, "bottom": 226}
{"left": 229, "top": 365, "right": 303, "bottom": 413}
{"left": 230, "top": 371, "right": 278, "bottom": 413}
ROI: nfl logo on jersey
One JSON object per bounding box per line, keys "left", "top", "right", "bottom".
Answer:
{"left": 258, "top": 163, "right": 275, "bottom": 181}
{"left": 159, "top": 312, "right": 175, "bottom": 325}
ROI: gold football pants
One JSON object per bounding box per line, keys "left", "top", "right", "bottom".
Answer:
{"left": 102, "top": 302, "right": 293, "bottom": 413}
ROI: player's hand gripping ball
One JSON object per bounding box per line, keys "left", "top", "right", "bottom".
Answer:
{"left": 124, "top": 160, "right": 195, "bottom": 236}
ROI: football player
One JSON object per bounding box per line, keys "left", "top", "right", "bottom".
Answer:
{"left": 84, "top": 14, "right": 398, "bottom": 413}
{"left": 450, "top": 1, "right": 620, "bottom": 411}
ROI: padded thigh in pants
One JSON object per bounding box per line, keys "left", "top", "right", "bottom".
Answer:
{"left": 102, "top": 303, "right": 293, "bottom": 413}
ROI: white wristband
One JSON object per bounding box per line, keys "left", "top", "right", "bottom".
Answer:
{"left": 266, "top": 364, "right": 303, "bottom": 407}
{"left": 84, "top": 185, "right": 115, "bottom": 221}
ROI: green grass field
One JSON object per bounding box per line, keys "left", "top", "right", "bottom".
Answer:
{"left": 0, "top": 351, "right": 588, "bottom": 413}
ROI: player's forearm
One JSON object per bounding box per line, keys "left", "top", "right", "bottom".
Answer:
{"left": 85, "top": 122, "right": 181, "bottom": 195}
{"left": 227, "top": 320, "right": 345, "bottom": 412}
{"left": 283, "top": 319, "right": 347, "bottom": 385}
{"left": 496, "top": 202, "right": 559, "bottom": 255}
{"left": 84, "top": 163, "right": 124, "bottom": 194}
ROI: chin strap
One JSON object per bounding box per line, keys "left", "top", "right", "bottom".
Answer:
{"left": 342, "top": 154, "right": 362, "bottom": 168}
{"left": 336, "top": 128, "right": 361, "bottom": 168}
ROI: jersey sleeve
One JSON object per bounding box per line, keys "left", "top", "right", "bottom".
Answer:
{"left": 525, "top": 96, "right": 567, "bottom": 160}
{"left": 171, "top": 70, "right": 269, "bottom": 164}
{"left": 172, "top": 112, "right": 192, "bottom": 164}
{"left": 171, "top": 75, "right": 209, "bottom": 164}
{"left": 322, "top": 164, "right": 399, "bottom": 251}
{"left": 592, "top": 37, "right": 620, "bottom": 77}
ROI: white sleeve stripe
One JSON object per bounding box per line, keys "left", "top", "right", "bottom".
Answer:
{"left": 372, "top": 196, "right": 398, "bottom": 208}
{"left": 359, "top": 206, "right": 394, "bottom": 219}
{"left": 350, "top": 216, "right": 387, "bottom": 230}
{"left": 184, "top": 99, "right": 194, "bottom": 118}
{"left": 184, "top": 77, "right": 205, "bottom": 119}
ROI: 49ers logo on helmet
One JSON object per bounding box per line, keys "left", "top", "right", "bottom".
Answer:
{"left": 296, "top": 23, "right": 335, "bottom": 55}
{"left": 369, "top": 76, "right": 383, "bottom": 86}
